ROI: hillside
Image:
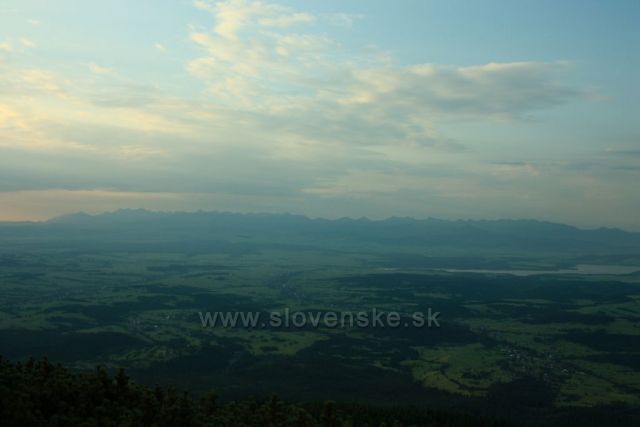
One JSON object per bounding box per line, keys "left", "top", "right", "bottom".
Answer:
{"left": 0, "top": 357, "right": 515, "bottom": 427}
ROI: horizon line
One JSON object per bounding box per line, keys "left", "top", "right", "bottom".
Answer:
{"left": 1, "top": 208, "right": 637, "bottom": 233}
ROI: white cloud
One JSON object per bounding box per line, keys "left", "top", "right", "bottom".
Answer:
{"left": 21, "top": 69, "right": 62, "bottom": 93}
{"left": 2, "top": 0, "right": 625, "bottom": 227}
{"left": 340, "top": 61, "right": 583, "bottom": 120}
{"left": 491, "top": 162, "right": 540, "bottom": 177}
{"left": 195, "top": 0, "right": 315, "bottom": 39}
{"left": 327, "top": 13, "right": 362, "bottom": 28}
{"left": 259, "top": 12, "right": 313, "bottom": 28}
{"left": 186, "top": 0, "right": 585, "bottom": 158}
{"left": 20, "top": 38, "right": 36, "bottom": 48}
{"left": 88, "top": 63, "right": 112, "bottom": 75}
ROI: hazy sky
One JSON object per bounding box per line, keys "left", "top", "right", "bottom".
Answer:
{"left": 1, "top": 0, "right": 638, "bottom": 229}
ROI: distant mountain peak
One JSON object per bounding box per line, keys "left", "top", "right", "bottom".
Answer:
{"left": 47, "top": 212, "right": 93, "bottom": 224}
{"left": 42, "top": 209, "right": 635, "bottom": 236}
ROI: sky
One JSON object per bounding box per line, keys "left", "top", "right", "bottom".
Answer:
{"left": 0, "top": 0, "right": 639, "bottom": 229}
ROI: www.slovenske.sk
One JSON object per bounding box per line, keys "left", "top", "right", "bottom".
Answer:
{"left": 198, "top": 308, "right": 441, "bottom": 329}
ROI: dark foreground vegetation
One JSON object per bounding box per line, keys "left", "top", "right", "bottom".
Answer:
{"left": 0, "top": 357, "right": 515, "bottom": 427}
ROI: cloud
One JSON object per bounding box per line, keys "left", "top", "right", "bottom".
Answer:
{"left": 259, "top": 12, "right": 314, "bottom": 28}
{"left": 3, "top": 0, "right": 630, "bottom": 228}
{"left": 340, "top": 61, "right": 584, "bottom": 120}
{"left": 186, "top": 0, "right": 585, "bottom": 158}
{"left": 88, "top": 63, "right": 112, "bottom": 75}
{"left": 0, "top": 104, "right": 24, "bottom": 128}
{"left": 491, "top": 161, "right": 540, "bottom": 177}
{"left": 327, "top": 13, "right": 363, "bottom": 28}
{"left": 20, "top": 38, "right": 36, "bottom": 48}
{"left": 0, "top": 190, "right": 183, "bottom": 221}
{"left": 21, "top": 69, "right": 63, "bottom": 94}
{"left": 0, "top": 0, "right": 589, "bottom": 163}
{"left": 188, "top": 1, "right": 584, "bottom": 121}
{"left": 194, "top": 0, "right": 313, "bottom": 39}
{"left": 89, "top": 83, "right": 159, "bottom": 108}
{"left": 606, "top": 148, "right": 640, "bottom": 157}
